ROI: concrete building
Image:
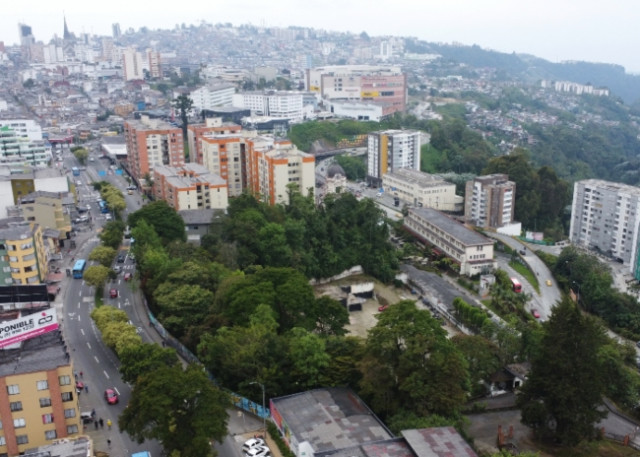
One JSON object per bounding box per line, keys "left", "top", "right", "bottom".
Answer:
{"left": 569, "top": 179, "right": 640, "bottom": 275}
{"left": 232, "top": 91, "right": 305, "bottom": 120}
{"left": 404, "top": 207, "right": 496, "bottom": 276}
{"left": 147, "top": 49, "right": 162, "bottom": 79}
{"left": 0, "top": 167, "right": 70, "bottom": 219}
{"left": 153, "top": 163, "right": 228, "bottom": 211}
{"left": 306, "top": 65, "right": 407, "bottom": 114}
{"left": 330, "top": 100, "right": 394, "bottom": 122}
{"left": 200, "top": 133, "right": 253, "bottom": 198}
{"left": 0, "top": 120, "right": 42, "bottom": 142}
{"left": 270, "top": 387, "right": 477, "bottom": 457}
{"left": 124, "top": 116, "right": 184, "bottom": 182}
{"left": 382, "top": 168, "right": 463, "bottom": 212}
{"left": 15, "top": 191, "right": 73, "bottom": 237}
{"left": 0, "top": 126, "right": 50, "bottom": 168}
{"left": 122, "top": 47, "right": 144, "bottom": 81}
{"left": 247, "top": 139, "right": 315, "bottom": 205}
{"left": 186, "top": 118, "right": 242, "bottom": 165}
{"left": 367, "top": 130, "right": 421, "bottom": 188}
{"left": 0, "top": 219, "right": 48, "bottom": 285}
{"left": 190, "top": 83, "right": 236, "bottom": 113}
{"left": 465, "top": 174, "right": 516, "bottom": 229}
{"left": 0, "top": 329, "right": 81, "bottom": 455}
{"left": 179, "top": 208, "right": 223, "bottom": 245}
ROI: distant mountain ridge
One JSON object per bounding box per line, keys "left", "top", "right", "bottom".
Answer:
{"left": 420, "top": 42, "right": 640, "bottom": 104}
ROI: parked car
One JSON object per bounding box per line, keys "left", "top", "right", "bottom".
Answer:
{"left": 109, "top": 288, "right": 118, "bottom": 298}
{"left": 531, "top": 309, "right": 541, "bottom": 319}
{"left": 104, "top": 388, "right": 118, "bottom": 404}
{"left": 117, "top": 254, "right": 126, "bottom": 263}
{"left": 378, "top": 304, "right": 389, "bottom": 312}
{"left": 113, "top": 266, "right": 122, "bottom": 274}
{"left": 242, "top": 438, "right": 266, "bottom": 453}
{"left": 75, "top": 381, "right": 84, "bottom": 390}
{"left": 124, "top": 272, "right": 132, "bottom": 281}
{"left": 244, "top": 446, "right": 270, "bottom": 457}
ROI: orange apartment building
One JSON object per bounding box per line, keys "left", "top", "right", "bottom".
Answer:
{"left": 124, "top": 116, "right": 184, "bottom": 183}
{"left": 153, "top": 163, "right": 228, "bottom": 211}
{"left": 186, "top": 117, "right": 242, "bottom": 165}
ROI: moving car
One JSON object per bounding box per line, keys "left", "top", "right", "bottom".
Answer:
{"left": 104, "top": 388, "right": 118, "bottom": 404}
{"left": 109, "top": 288, "right": 118, "bottom": 298}
{"left": 531, "top": 309, "right": 541, "bottom": 319}
{"left": 124, "top": 272, "right": 132, "bottom": 281}
{"left": 545, "top": 279, "right": 552, "bottom": 286}
{"left": 117, "top": 254, "right": 126, "bottom": 263}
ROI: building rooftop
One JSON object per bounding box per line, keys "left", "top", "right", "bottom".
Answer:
{"left": 402, "top": 427, "right": 478, "bottom": 457}
{"left": 409, "top": 208, "right": 492, "bottom": 246}
{"left": 384, "top": 168, "right": 452, "bottom": 188}
{"left": 0, "top": 328, "right": 69, "bottom": 377}
{"left": 23, "top": 435, "right": 91, "bottom": 457}
{"left": 0, "top": 219, "right": 37, "bottom": 240}
{"left": 578, "top": 178, "right": 640, "bottom": 195}
{"left": 271, "top": 387, "right": 393, "bottom": 454}
{"left": 178, "top": 209, "right": 223, "bottom": 225}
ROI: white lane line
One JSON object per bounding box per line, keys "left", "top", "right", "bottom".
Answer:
{"left": 78, "top": 291, "right": 82, "bottom": 297}
{"left": 103, "top": 371, "right": 110, "bottom": 379}
{"left": 114, "top": 387, "right": 120, "bottom": 395}
{"left": 78, "top": 315, "right": 81, "bottom": 322}
{"left": 86, "top": 342, "right": 91, "bottom": 349}
{"left": 94, "top": 356, "right": 100, "bottom": 363}
{"left": 80, "top": 329, "right": 85, "bottom": 336}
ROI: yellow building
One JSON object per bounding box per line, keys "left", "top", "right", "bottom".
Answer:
{"left": 17, "top": 191, "right": 72, "bottom": 236}
{"left": 0, "top": 330, "right": 81, "bottom": 455}
{"left": 0, "top": 219, "right": 48, "bottom": 285}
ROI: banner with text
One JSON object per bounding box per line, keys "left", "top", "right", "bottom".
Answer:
{"left": 0, "top": 309, "right": 59, "bottom": 349}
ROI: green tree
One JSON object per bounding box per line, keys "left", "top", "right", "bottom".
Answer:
{"left": 88, "top": 246, "right": 117, "bottom": 267}
{"left": 83, "top": 265, "right": 111, "bottom": 289}
{"left": 518, "top": 298, "right": 608, "bottom": 445}
{"left": 119, "top": 364, "right": 229, "bottom": 457}
{"left": 286, "top": 327, "right": 331, "bottom": 388}
{"left": 172, "top": 94, "right": 194, "bottom": 156}
{"left": 100, "top": 220, "right": 126, "bottom": 250}
{"left": 452, "top": 334, "right": 502, "bottom": 396}
{"left": 154, "top": 284, "right": 214, "bottom": 338}
{"left": 128, "top": 201, "right": 186, "bottom": 244}
{"left": 334, "top": 155, "right": 366, "bottom": 181}
{"left": 119, "top": 343, "right": 180, "bottom": 385}
{"left": 72, "top": 148, "right": 88, "bottom": 165}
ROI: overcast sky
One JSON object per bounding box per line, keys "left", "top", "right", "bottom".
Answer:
{"left": 4, "top": 0, "right": 640, "bottom": 73}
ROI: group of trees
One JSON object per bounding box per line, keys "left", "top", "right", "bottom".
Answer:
{"left": 70, "top": 146, "right": 88, "bottom": 165}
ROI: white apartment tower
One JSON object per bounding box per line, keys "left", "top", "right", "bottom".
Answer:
{"left": 570, "top": 179, "right": 640, "bottom": 274}
{"left": 367, "top": 130, "right": 421, "bottom": 187}
{"left": 122, "top": 47, "right": 144, "bottom": 81}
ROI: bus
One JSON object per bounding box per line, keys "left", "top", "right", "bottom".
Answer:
{"left": 510, "top": 277, "right": 522, "bottom": 293}
{"left": 72, "top": 167, "right": 80, "bottom": 176}
{"left": 72, "top": 259, "right": 87, "bottom": 279}
{"left": 98, "top": 200, "right": 109, "bottom": 214}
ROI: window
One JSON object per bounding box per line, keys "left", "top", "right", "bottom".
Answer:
{"left": 67, "top": 425, "right": 78, "bottom": 435}
{"left": 61, "top": 391, "right": 73, "bottom": 402}
{"left": 7, "top": 385, "right": 19, "bottom": 395}
{"left": 39, "top": 398, "right": 52, "bottom": 408}
{"left": 64, "top": 409, "right": 76, "bottom": 418}
{"left": 42, "top": 414, "right": 54, "bottom": 424}
{"left": 0, "top": 436, "right": 5, "bottom": 446}
{"left": 37, "top": 380, "right": 48, "bottom": 391}
{"left": 9, "top": 402, "right": 22, "bottom": 412}
{"left": 16, "top": 435, "right": 28, "bottom": 445}
{"left": 13, "top": 418, "right": 25, "bottom": 428}
{"left": 59, "top": 375, "right": 71, "bottom": 386}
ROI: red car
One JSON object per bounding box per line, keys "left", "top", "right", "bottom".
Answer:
{"left": 378, "top": 304, "right": 389, "bottom": 312}
{"left": 104, "top": 388, "right": 118, "bottom": 404}
{"left": 124, "top": 272, "right": 132, "bottom": 281}
{"left": 75, "top": 381, "right": 84, "bottom": 390}
{"left": 109, "top": 288, "right": 118, "bottom": 298}
{"left": 531, "top": 309, "right": 541, "bottom": 319}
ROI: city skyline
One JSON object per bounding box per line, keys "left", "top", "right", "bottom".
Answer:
{"left": 4, "top": 0, "right": 640, "bottom": 74}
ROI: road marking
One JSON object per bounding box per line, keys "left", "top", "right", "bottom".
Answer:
{"left": 103, "top": 370, "right": 110, "bottom": 379}
{"left": 86, "top": 342, "right": 91, "bottom": 349}
{"left": 114, "top": 387, "right": 120, "bottom": 395}
{"left": 78, "top": 291, "right": 82, "bottom": 297}
{"left": 78, "top": 315, "right": 81, "bottom": 322}
{"left": 80, "top": 328, "right": 85, "bottom": 336}
{"left": 94, "top": 356, "right": 100, "bottom": 363}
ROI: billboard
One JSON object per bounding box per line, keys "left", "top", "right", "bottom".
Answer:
{"left": 0, "top": 308, "right": 59, "bottom": 349}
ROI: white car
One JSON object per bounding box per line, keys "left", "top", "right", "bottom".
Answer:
{"left": 242, "top": 438, "right": 265, "bottom": 453}
{"left": 244, "top": 446, "right": 270, "bottom": 457}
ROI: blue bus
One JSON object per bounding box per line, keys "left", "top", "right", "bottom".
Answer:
{"left": 72, "top": 259, "right": 87, "bottom": 279}
{"left": 98, "top": 200, "right": 109, "bottom": 214}
{"left": 72, "top": 167, "right": 80, "bottom": 176}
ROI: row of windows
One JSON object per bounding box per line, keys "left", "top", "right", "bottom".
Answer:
{"left": 7, "top": 377, "right": 71, "bottom": 395}
{"left": 0, "top": 426, "right": 77, "bottom": 447}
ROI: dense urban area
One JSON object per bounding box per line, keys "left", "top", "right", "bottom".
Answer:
{"left": 3, "top": 17, "right": 640, "bottom": 457}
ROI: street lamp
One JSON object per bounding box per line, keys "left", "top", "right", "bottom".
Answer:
{"left": 250, "top": 381, "right": 266, "bottom": 434}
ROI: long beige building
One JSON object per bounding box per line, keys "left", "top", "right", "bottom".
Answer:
{"left": 404, "top": 207, "right": 496, "bottom": 276}
{"left": 382, "top": 168, "right": 463, "bottom": 212}
{"left": 153, "top": 163, "right": 228, "bottom": 211}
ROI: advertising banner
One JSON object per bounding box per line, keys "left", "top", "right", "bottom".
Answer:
{"left": 0, "top": 308, "right": 59, "bottom": 349}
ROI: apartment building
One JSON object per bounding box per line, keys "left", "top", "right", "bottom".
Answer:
{"left": 0, "top": 126, "right": 50, "bottom": 168}
{"left": 247, "top": 140, "right": 315, "bottom": 205}
{"left": 200, "top": 133, "right": 252, "bottom": 198}
{"left": 382, "top": 168, "right": 463, "bottom": 212}
{"left": 0, "top": 329, "right": 81, "bottom": 455}
{"left": 0, "top": 219, "right": 48, "bottom": 285}
{"left": 306, "top": 65, "right": 407, "bottom": 114}
{"left": 124, "top": 116, "right": 184, "bottom": 182}
{"left": 153, "top": 164, "right": 228, "bottom": 211}
{"left": 367, "top": 130, "right": 420, "bottom": 188}
{"left": 190, "top": 83, "right": 236, "bottom": 113}
{"left": 464, "top": 174, "right": 516, "bottom": 228}
{"left": 232, "top": 91, "right": 304, "bottom": 120}
{"left": 569, "top": 179, "right": 640, "bottom": 274}
{"left": 404, "top": 207, "right": 496, "bottom": 276}
{"left": 15, "top": 191, "right": 73, "bottom": 236}
{"left": 147, "top": 49, "right": 162, "bottom": 79}
{"left": 187, "top": 117, "right": 242, "bottom": 165}
{"left": 0, "top": 120, "right": 42, "bottom": 142}
{"left": 122, "top": 47, "right": 144, "bottom": 81}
